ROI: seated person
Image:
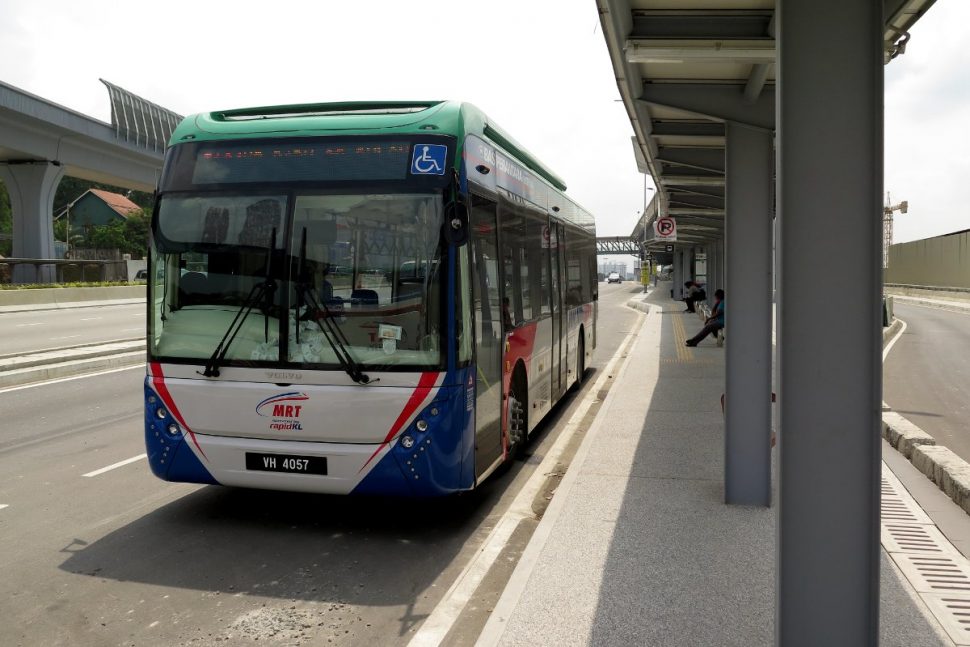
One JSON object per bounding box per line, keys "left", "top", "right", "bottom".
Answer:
{"left": 683, "top": 281, "right": 703, "bottom": 312}
{"left": 686, "top": 289, "right": 724, "bottom": 347}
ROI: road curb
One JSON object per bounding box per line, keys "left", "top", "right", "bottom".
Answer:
{"left": 0, "top": 344, "right": 145, "bottom": 388}
{"left": 883, "top": 317, "right": 970, "bottom": 518}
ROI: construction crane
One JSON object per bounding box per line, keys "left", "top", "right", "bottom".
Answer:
{"left": 884, "top": 193, "right": 908, "bottom": 268}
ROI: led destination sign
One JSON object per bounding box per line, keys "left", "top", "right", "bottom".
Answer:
{"left": 190, "top": 141, "right": 413, "bottom": 185}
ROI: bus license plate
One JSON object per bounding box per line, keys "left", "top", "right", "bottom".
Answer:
{"left": 245, "top": 453, "right": 327, "bottom": 475}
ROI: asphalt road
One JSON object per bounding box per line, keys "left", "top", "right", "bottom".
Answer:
{"left": 884, "top": 301, "right": 970, "bottom": 463}
{"left": 0, "top": 303, "right": 145, "bottom": 356}
{"left": 0, "top": 282, "right": 644, "bottom": 647}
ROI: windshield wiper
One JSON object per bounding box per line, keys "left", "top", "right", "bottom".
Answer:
{"left": 295, "top": 227, "right": 375, "bottom": 385}
{"left": 199, "top": 229, "right": 277, "bottom": 378}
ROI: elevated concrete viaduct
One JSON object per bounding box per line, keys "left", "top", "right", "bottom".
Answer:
{"left": 0, "top": 80, "right": 179, "bottom": 281}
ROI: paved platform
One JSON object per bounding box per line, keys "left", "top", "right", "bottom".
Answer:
{"left": 476, "top": 285, "right": 958, "bottom": 647}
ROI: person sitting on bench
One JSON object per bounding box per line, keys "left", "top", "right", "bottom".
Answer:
{"left": 683, "top": 281, "right": 704, "bottom": 313}
{"left": 686, "top": 289, "right": 724, "bottom": 347}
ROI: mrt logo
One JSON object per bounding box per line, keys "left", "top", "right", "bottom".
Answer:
{"left": 256, "top": 392, "right": 309, "bottom": 418}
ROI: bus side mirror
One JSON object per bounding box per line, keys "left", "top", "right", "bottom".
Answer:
{"left": 443, "top": 202, "right": 469, "bottom": 246}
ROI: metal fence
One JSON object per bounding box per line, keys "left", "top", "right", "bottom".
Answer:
{"left": 0, "top": 258, "right": 130, "bottom": 284}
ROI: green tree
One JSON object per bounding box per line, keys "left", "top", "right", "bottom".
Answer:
{"left": 82, "top": 209, "right": 151, "bottom": 258}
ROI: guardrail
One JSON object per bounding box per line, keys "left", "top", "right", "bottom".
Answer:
{"left": 0, "top": 257, "right": 127, "bottom": 283}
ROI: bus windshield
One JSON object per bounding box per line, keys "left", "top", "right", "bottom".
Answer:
{"left": 149, "top": 191, "right": 445, "bottom": 370}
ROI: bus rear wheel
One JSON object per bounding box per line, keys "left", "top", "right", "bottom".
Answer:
{"left": 507, "top": 378, "right": 527, "bottom": 457}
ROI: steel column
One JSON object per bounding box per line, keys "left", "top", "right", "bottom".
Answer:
{"left": 777, "top": 0, "right": 883, "bottom": 644}
{"left": 672, "top": 249, "right": 683, "bottom": 300}
{"left": 725, "top": 122, "right": 773, "bottom": 506}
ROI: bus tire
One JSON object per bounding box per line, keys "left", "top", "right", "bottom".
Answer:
{"left": 507, "top": 368, "right": 528, "bottom": 458}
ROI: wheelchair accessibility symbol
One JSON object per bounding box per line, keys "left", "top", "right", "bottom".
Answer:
{"left": 411, "top": 144, "right": 447, "bottom": 176}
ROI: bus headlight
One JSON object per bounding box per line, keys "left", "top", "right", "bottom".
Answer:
{"left": 415, "top": 419, "right": 429, "bottom": 432}
{"left": 400, "top": 435, "right": 415, "bottom": 449}
{"left": 167, "top": 423, "right": 181, "bottom": 436}
{"left": 156, "top": 408, "right": 168, "bottom": 419}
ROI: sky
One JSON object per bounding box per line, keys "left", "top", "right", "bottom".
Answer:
{"left": 0, "top": 0, "right": 967, "bottom": 249}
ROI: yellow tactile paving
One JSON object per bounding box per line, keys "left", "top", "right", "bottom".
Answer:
{"left": 670, "top": 307, "right": 695, "bottom": 362}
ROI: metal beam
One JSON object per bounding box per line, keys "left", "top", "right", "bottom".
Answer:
{"left": 744, "top": 12, "right": 777, "bottom": 103}
{"left": 630, "top": 11, "right": 774, "bottom": 39}
{"left": 656, "top": 147, "right": 726, "bottom": 174}
{"left": 639, "top": 83, "right": 776, "bottom": 130}
{"left": 668, "top": 195, "right": 724, "bottom": 209}
{"left": 669, "top": 186, "right": 725, "bottom": 200}
{"left": 650, "top": 122, "right": 725, "bottom": 137}
{"left": 596, "top": 236, "right": 642, "bottom": 254}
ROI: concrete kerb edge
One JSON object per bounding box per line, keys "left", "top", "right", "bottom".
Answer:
{"left": 882, "top": 316, "right": 970, "bottom": 517}
{"left": 476, "top": 306, "right": 650, "bottom": 647}
{"left": 0, "top": 351, "right": 145, "bottom": 388}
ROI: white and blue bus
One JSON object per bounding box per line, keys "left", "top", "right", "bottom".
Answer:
{"left": 145, "top": 101, "right": 597, "bottom": 495}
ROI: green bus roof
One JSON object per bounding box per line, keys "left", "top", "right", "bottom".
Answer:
{"left": 169, "top": 100, "right": 568, "bottom": 191}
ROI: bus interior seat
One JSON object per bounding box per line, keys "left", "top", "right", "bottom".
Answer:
{"left": 396, "top": 280, "right": 425, "bottom": 304}
{"left": 238, "top": 199, "right": 282, "bottom": 247}
{"left": 179, "top": 272, "right": 208, "bottom": 305}
{"left": 202, "top": 207, "right": 230, "bottom": 244}
{"left": 351, "top": 289, "right": 379, "bottom": 306}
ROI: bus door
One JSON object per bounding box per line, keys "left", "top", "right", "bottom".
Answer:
{"left": 549, "top": 222, "right": 565, "bottom": 400}
{"left": 470, "top": 196, "right": 504, "bottom": 475}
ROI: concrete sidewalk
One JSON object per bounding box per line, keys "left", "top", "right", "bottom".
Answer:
{"left": 476, "top": 286, "right": 956, "bottom": 647}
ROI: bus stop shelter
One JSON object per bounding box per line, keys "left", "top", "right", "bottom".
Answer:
{"left": 596, "top": 0, "right": 937, "bottom": 644}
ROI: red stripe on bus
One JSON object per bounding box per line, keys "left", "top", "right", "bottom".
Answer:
{"left": 150, "top": 363, "right": 208, "bottom": 461}
{"left": 358, "top": 371, "right": 440, "bottom": 473}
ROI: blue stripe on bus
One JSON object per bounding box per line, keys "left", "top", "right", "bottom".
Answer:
{"left": 353, "top": 369, "right": 475, "bottom": 495}
{"left": 144, "top": 382, "right": 218, "bottom": 485}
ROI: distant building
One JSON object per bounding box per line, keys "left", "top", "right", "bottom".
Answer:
{"left": 598, "top": 260, "right": 628, "bottom": 278}
{"left": 65, "top": 188, "right": 141, "bottom": 235}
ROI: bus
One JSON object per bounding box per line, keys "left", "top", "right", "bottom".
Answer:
{"left": 145, "top": 101, "right": 597, "bottom": 495}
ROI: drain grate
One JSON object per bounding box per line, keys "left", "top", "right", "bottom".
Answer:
{"left": 893, "top": 554, "right": 970, "bottom": 593}
{"left": 882, "top": 472, "right": 932, "bottom": 525}
{"left": 921, "top": 593, "right": 970, "bottom": 645}
{"left": 882, "top": 463, "right": 970, "bottom": 645}
{"left": 883, "top": 523, "right": 958, "bottom": 556}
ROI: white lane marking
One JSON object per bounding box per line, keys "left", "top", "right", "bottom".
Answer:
{"left": 0, "top": 364, "right": 144, "bottom": 395}
{"left": 121, "top": 327, "right": 143, "bottom": 332}
{"left": 0, "top": 504, "right": 8, "bottom": 511}
{"left": 15, "top": 323, "right": 43, "bottom": 327}
{"left": 80, "top": 317, "right": 102, "bottom": 321}
{"left": 408, "top": 310, "right": 647, "bottom": 647}
{"left": 49, "top": 335, "right": 82, "bottom": 341}
{"left": 83, "top": 454, "right": 147, "bottom": 478}
{"left": 883, "top": 318, "right": 908, "bottom": 361}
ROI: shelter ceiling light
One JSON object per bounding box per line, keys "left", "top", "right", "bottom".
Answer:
{"left": 660, "top": 176, "right": 726, "bottom": 187}
{"left": 625, "top": 39, "right": 775, "bottom": 64}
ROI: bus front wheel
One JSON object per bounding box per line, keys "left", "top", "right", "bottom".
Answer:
{"left": 507, "top": 372, "right": 528, "bottom": 457}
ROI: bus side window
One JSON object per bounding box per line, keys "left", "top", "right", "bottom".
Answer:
{"left": 564, "top": 228, "right": 583, "bottom": 308}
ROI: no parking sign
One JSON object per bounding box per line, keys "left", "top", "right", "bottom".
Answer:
{"left": 654, "top": 216, "right": 677, "bottom": 242}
